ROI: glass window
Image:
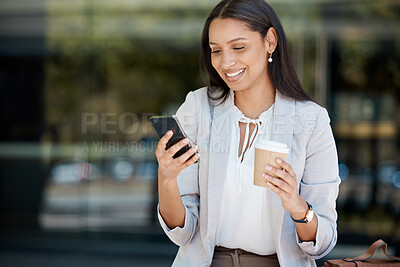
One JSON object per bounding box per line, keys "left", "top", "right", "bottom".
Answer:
{"left": 1, "top": 0, "right": 399, "bottom": 265}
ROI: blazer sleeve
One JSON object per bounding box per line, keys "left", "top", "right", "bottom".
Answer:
{"left": 157, "top": 91, "right": 201, "bottom": 247}
{"left": 296, "top": 107, "right": 341, "bottom": 259}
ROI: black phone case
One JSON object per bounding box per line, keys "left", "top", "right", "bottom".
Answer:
{"left": 150, "top": 115, "right": 196, "bottom": 160}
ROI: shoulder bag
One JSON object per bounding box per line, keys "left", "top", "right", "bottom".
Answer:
{"left": 324, "top": 239, "right": 400, "bottom": 266}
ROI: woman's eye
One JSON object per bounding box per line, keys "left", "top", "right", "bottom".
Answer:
{"left": 211, "top": 50, "right": 221, "bottom": 54}
{"left": 234, "top": 46, "right": 245, "bottom": 51}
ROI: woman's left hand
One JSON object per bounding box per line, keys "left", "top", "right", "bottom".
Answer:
{"left": 262, "top": 158, "right": 307, "bottom": 215}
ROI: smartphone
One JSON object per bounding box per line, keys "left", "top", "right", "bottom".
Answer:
{"left": 150, "top": 115, "right": 198, "bottom": 161}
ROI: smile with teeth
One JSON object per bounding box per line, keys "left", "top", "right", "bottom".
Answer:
{"left": 225, "top": 69, "right": 245, "bottom": 77}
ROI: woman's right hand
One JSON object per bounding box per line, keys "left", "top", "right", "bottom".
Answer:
{"left": 155, "top": 130, "right": 199, "bottom": 184}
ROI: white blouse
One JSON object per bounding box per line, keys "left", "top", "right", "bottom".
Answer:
{"left": 215, "top": 102, "right": 276, "bottom": 256}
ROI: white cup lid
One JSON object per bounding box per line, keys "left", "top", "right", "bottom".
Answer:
{"left": 255, "top": 140, "right": 289, "bottom": 154}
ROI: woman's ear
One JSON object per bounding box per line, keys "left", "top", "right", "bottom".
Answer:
{"left": 265, "top": 27, "right": 278, "bottom": 54}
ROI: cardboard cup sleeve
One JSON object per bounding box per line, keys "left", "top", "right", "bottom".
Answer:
{"left": 254, "top": 148, "right": 288, "bottom": 188}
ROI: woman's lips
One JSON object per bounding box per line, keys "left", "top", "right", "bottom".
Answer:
{"left": 225, "top": 68, "right": 245, "bottom": 82}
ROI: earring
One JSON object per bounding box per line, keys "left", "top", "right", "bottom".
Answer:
{"left": 268, "top": 53, "right": 273, "bottom": 63}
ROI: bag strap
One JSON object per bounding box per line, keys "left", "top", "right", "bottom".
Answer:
{"left": 344, "top": 239, "right": 400, "bottom": 262}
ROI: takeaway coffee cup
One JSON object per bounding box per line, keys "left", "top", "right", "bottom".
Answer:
{"left": 254, "top": 140, "right": 289, "bottom": 188}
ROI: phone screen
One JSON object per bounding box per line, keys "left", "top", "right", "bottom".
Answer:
{"left": 150, "top": 115, "right": 197, "bottom": 160}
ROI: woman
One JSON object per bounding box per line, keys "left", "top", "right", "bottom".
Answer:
{"left": 155, "top": 0, "right": 340, "bottom": 266}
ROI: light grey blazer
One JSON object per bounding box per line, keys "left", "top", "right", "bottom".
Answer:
{"left": 158, "top": 87, "right": 340, "bottom": 267}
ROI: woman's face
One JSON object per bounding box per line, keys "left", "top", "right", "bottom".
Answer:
{"left": 209, "top": 18, "right": 269, "bottom": 92}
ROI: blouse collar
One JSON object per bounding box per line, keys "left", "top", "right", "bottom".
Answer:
{"left": 228, "top": 89, "right": 275, "bottom": 123}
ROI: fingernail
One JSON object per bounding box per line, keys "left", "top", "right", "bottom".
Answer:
{"left": 276, "top": 159, "right": 282, "bottom": 164}
{"left": 266, "top": 166, "right": 273, "bottom": 171}
{"left": 167, "top": 130, "right": 172, "bottom": 135}
{"left": 183, "top": 139, "right": 189, "bottom": 144}
{"left": 262, "top": 173, "right": 266, "bottom": 178}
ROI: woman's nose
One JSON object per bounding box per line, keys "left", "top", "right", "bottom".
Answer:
{"left": 221, "top": 51, "right": 236, "bottom": 68}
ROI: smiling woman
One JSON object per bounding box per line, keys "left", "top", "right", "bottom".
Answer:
{"left": 200, "top": 0, "right": 314, "bottom": 107}
{"left": 155, "top": 0, "right": 340, "bottom": 266}
{"left": 209, "top": 18, "right": 273, "bottom": 104}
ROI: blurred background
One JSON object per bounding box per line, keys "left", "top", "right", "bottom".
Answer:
{"left": 0, "top": 0, "right": 399, "bottom": 266}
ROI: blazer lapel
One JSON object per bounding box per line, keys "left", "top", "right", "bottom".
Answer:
{"left": 269, "top": 90, "right": 296, "bottom": 253}
{"left": 206, "top": 93, "right": 235, "bottom": 249}
{"left": 271, "top": 90, "right": 295, "bottom": 165}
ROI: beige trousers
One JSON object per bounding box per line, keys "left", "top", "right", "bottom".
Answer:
{"left": 211, "top": 246, "right": 280, "bottom": 267}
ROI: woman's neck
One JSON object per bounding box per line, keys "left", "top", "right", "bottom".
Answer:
{"left": 234, "top": 86, "right": 275, "bottom": 120}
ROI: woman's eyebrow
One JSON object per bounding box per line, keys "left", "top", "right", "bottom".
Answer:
{"left": 209, "top": 37, "right": 248, "bottom": 45}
